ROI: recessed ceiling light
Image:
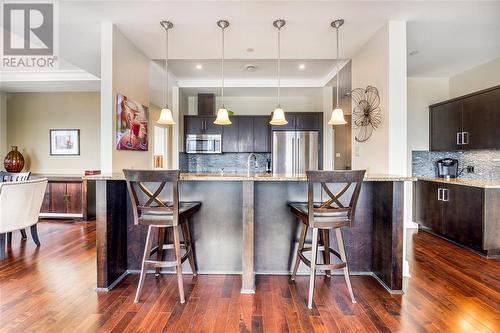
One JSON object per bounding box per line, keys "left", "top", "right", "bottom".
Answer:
{"left": 299, "top": 64, "right": 306, "bottom": 70}
{"left": 244, "top": 64, "right": 257, "bottom": 71}
{"left": 196, "top": 64, "right": 202, "bottom": 70}
{"left": 246, "top": 48, "right": 254, "bottom": 52}
{"left": 408, "top": 50, "right": 419, "bottom": 56}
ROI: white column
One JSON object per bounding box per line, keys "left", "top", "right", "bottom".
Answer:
{"left": 172, "top": 87, "right": 180, "bottom": 169}
{"left": 100, "top": 22, "right": 114, "bottom": 174}
{"left": 387, "top": 20, "right": 411, "bottom": 278}
{"left": 322, "top": 86, "right": 334, "bottom": 170}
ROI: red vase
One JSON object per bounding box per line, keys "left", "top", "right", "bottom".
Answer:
{"left": 4, "top": 146, "right": 25, "bottom": 172}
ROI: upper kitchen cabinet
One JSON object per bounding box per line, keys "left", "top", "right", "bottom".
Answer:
{"left": 429, "top": 101, "right": 462, "bottom": 151}
{"left": 185, "top": 116, "right": 222, "bottom": 135}
{"left": 271, "top": 112, "right": 321, "bottom": 131}
{"left": 197, "top": 93, "right": 215, "bottom": 116}
{"left": 429, "top": 85, "right": 500, "bottom": 151}
{"left": 222, "top": 115, "right": 270, "bottom": 153}
{"left": 253, "top": 116, "right": 271, "bottom": 152}
{"left": 462, "top": 88, "right": 500, "bottom": 149}
{"left": 222, "top": 117, "right": 239, "bottom": 153}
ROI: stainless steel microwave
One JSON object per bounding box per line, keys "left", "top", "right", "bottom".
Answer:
{"left": 185, "top": 134, "right": 222, "bottom": 154}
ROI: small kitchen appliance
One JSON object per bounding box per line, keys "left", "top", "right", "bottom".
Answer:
{"left": 436, "top": 158, "right": 459, "bottom": 178}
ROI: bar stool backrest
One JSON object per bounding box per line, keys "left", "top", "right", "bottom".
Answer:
{"left": 306, "top": 170, "right": 366, "bottom": 227}
{"left": 0, "top": 171, "right": 31, "bottom": 182}
{"left": 123, "top": 169, "right": 180, "bottom": 226}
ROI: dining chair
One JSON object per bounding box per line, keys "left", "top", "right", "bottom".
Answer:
{"left": 0, "top": 178, "right": 48, "bottom": 260}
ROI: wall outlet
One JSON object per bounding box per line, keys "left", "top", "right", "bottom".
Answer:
{"left": 335, "top": 153, "right": 341, "bottom": 158}
{"left": 466, "top": 165, "right": 475, "bottom": 173}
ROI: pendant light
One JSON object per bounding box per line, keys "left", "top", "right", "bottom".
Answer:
{"left": 214, "top": 20, "right": 232, "bottom": 125}
{"left": 328, "top": 19, "right": 347, "bottom": 126}
{"left": 270, "top": 19, "right": 288, "bottom": 126}
{"left": 157, "top": 20, "right": 175, "bottom": 125}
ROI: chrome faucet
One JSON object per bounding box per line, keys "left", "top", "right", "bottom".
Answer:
{"left": 247, "top": 153, "right": 259, "bottom": 174}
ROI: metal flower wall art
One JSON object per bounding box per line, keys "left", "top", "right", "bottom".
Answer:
{"left": 351, "top": 86, "right": 383, "bottom": 142}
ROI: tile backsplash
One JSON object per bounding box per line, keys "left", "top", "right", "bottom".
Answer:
{"left": 412, "top": 150, "right": 500, "bottom": 180}
{"left": 179, "top": 152, "right": 271, "bottom": 173}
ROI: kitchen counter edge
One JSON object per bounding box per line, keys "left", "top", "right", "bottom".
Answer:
{"left": 417, "top": 177, "right": 500, "bottom": 189}
{"left": 84, "top": 172, "right": 415, "bottom": 182}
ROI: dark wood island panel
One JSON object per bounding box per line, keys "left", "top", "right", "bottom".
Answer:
{"left": 91, "top": 173, "right": 410, "bottom": 294}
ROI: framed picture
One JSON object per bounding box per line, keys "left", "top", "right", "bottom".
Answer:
{"left": 116, "top": 93, "right": 149, "bottom": 151}
{"left": 50, "top": 129, "right": 80, "bottom": 156}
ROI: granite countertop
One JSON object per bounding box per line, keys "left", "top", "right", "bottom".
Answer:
{"left": 417, "top": 177, "right": 500, "bottom": 189}
{"left": 84, "top": 172, "right": 415, "bottom": 182}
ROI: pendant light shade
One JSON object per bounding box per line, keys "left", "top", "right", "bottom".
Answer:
{"left": 157, "top": 20, "right": 176, "bottom": 125}
{"left": 270, "top": 19, "right": 287, "bottom": 126}
{"left": 215, "top": 108, "right": 232, "bottom": 125}
{"left": 158, "top": 107, "right": 175, "bottom": 125}
{"left": 328, "top": 19, "right": 347, "bottom": 126}
{"left": 214, "top": 20, "right": 232, "bottom": 126}
{"left": 270, "top": 108, "right": 288, "bottom": 125}
{"left": 328, "top": 107, "right": 347, "bottom": 125}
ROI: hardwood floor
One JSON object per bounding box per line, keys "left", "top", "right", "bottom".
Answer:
{"left": 0, "top": 221, "right": 499, "bottom": 332}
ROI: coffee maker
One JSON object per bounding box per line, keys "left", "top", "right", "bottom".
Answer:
{"left": 436, "top": 158, "right": 459, "bottom": 178}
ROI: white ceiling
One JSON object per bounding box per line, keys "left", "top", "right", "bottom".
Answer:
{"left": 180, "top": 86, "right": 324, "bottom": 98}
{"left": 57, "top": 0, "right": 500, "bottom": 79}
{"left": 3, "top": 1, "right": 500, "bottom": 93}
{"left": 166, "top": 59, "right": 339, "bottom": 81}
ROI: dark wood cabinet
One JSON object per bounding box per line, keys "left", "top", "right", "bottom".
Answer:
{"left": 222, "top": 117, "right": 239, "bottom": 153}
{"left": 462, "top": 88, "right": 500, "bottom": 149}
{"left": 253, "top": 116, "right": 271, "bottom": 152}
{"left": 415, "top": 180, "right": 443, "bottom": 234}
{"left": 186, "top": 115, "right": 272, "bottom": 153}
{"left": 197, "top": 93, "right": 215, "bottom": 116}
{"left": 429, "top": 101, "right": 462, "bottom": 151}
{"left": 429, "top": 85, "right": 500, "bottom": 151}
{"left": 185, "top": 116, "right": 222, "bottom": 135}
{"left": 295, "top": 113, "right": 320, "bottom": 130}
{"left": 198, "top": 115, "right": 271, "bottom": 153}
{"left": 39, "top": 177, "right": 95, "bottom": 220}
{"left": 444, "top": 185, "right": 484, "bottom": 251}
{"left": 414, "top": 180, "right": 500, "bottom": 256}
{"left": 271, "top": 112, "right": 321, "bottom": 131}
{"left": 237, "top": 116, "right": 254, "bottom": 152}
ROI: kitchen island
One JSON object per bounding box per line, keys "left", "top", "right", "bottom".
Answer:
{"left": 89, "top": 172, "right": 413, "bottom": 294}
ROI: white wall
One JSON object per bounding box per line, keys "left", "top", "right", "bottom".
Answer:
{"left": 407, "top": 78, "right": 449, "bottom": 154}
{"left": 100, "top": 23, "right": 151, "bottom": 173}
{"left": 7, "top": 92, "right": 101, "bottom": 174}
{"left": 449, "top": 57, "right": 500, "bottom": 98}
{"left": 187, "top": 94, "right": 323, "bottom": 115}
{"left": 351, "top": 21, "right": 407, "bottom": 175}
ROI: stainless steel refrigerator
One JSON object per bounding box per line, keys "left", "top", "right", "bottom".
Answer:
{"left": 272, "top": 131, "right": 319, "bottom": 174}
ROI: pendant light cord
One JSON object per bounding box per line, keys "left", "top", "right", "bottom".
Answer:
{"left": 165, "top": 26, "right": 169, "bottom": 109}
{"left": 221, "top": 25, "right": 225, "bottom": 108}
{"left": 335, "top": 26, "right": 339, "bottom": 108}
{"left": 277, "top": 26, "right": 281, "bottom": 108}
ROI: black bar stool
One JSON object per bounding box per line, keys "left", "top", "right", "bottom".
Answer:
{"left": 289, "top": 170, "right": 365, "bottom": 309}
{"left": 124, "top": 169, "right": 201, "bottom": 304}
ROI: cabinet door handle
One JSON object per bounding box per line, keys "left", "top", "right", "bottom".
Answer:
{"left": 442, "top": 189, "right": 449, "bottom": 202}
{"left": 437, "top": 188, "right": 442, "bottom": 201}
{"left": 462, "top": 132, "right": 469, "bottom": 145}
{"left": 456, "top": 132, "right": 462, "bottom": 145}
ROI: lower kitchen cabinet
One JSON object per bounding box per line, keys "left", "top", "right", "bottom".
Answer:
{"left": 40, "top": 176, "right": 96, "bottom": 220}
{"left": 414, "top": 180, "right": 500, "bottom": 256}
